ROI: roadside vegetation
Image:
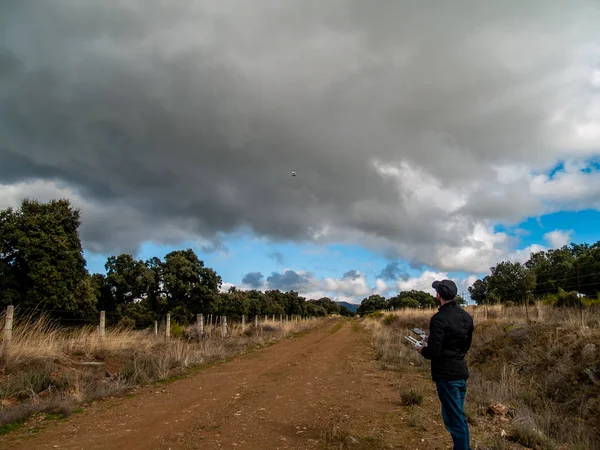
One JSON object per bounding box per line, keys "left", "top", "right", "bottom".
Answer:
{"left": 0, "top": 310, "right": 324, "bottom": 433}
{"left": 362, "top": 304, "right": 600, "bottom": 449}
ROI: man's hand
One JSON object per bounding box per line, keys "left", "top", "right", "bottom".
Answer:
{"left": 415, "top": 344, "right": 424, "bottom": 353}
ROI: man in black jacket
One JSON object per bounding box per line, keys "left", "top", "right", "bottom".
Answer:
{"left": 417, "top": 279, "right": 474, "bottom": 450}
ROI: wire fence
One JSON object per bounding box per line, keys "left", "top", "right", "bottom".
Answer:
{"left": 0, "top": 305, "right": 317, "bottom": 348}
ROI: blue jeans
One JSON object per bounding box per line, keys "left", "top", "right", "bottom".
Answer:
{"left": 435, "top": 380, "right": 471, "bottom": 450}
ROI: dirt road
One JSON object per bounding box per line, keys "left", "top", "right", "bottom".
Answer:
{"left": 2, "top": 319, "right": 452, "bottom": 449}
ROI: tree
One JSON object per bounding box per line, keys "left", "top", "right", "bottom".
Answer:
{"left": 387, "top": 290, "right": 436, "bottom": 309}
{"left": 487, "top": 261, "right": 536, "bottom": 304}
{"left": 338, "top": 305, "right": 354, "bottom": 317}
{"left": 0, "top": 198, "right": 94, "bottom": 313}
{"left": 104, "top": 254, "right": 152, "bottom": 310}
{"left": 161, "top": 249, "right": 222, "bottom": 324}
{"left": 309, "top": 297, "right": 340, "bottom": 315}
{"left": 468, "top": 277, "right": 489, "bottom": 305}
{"left": 357, "top": 294, "right": 387, "bottom": 316}
{"left": 454, "top": 295, "right": 467, "bottom": 306}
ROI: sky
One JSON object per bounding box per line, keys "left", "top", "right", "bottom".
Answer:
{"left": 1, "top": 1, "right": 600, "bottom": 304}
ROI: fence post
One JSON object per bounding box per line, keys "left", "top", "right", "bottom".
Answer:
{"left": 154, "top": 320, "right": 158, "bottom": 337}
{"left": 99, "top": 311, "right": 106, "bottom": 338}
{"left": 2, "top": 305, "right": 14, "bottom": 356}
{"left": 198, "top": 314, "right": 204, "bottom": 338}
{"left": 166, "top": 313, "right": 171, "bottom": 340}
{"left": 241, "top": 315, "right": 245, "bottom": 331}
{"left": 221, "top": 316, "right": 227, "bottom": 338}
{"left": 264, "top": 314, "right": 267, "bottom": 322}
{"left": 255, "top": 315, "right": 258, "bottom": 328}
{"left": 280, "top": 314, "right": 283, "bottom": 325}
{"left": 272, "top": 314, "right": 275, "bottom": 322}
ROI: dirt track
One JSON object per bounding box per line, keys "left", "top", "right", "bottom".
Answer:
{"left": 2, "top": 319, "right": 452, "bottom": 449}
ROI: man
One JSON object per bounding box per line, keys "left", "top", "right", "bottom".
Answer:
{"left": 417, "top": 279, "right": 474, "bottom": 450}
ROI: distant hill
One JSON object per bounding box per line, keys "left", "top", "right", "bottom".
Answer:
{"left": 336, "top": 301, "right": 359, "bottom": 313}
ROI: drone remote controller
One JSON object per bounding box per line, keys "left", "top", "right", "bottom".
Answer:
{"left": 404, "top": 328, "right": 428, "bottom": 349}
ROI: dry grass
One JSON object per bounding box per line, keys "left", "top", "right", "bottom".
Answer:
{"left": 0, "top": 311, "right": 323, "bottom": 430}
{"left": 362, "top": 303, "right": 600, "bottom": 450}
{"left": 361, "top": 314, "right": 427, "bottom": 371}
{"left": 400, "top": 388, "right": 424, "bottom": 406}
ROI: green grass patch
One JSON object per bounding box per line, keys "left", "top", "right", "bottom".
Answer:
{"left": 0, "top": 419, "right": 25, "bottom": 435}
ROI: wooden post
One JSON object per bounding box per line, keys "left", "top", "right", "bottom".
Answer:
{"left": 577, "top": 263, "right": 584, "bottom": 326}
{"left": 280, "top": 314, "right": 283, "bottom": 325}
{"left": 221, "top": 316, "right": 227, "bottom": 338}
{"left": 2, "top": 305, "right": 14, "bottom": 356}
{"left": 166, "top": 313, "right": 171, "bottom": 339}
{"left": 99, "top": 311, "right": 106, "bottom": 338}
{"left": 264, "top": 314, "right": 267, "bottom": 322}
{"left": 272, "top": 314, "right": 275, "bottom": 322}
{"left": 198, "top": 314, "right": 204, "bottom": 337}
{"left": 154, "top": 320, "right": 158, "bottom": 337}
{"left": 254, "top": 315, "right": 258, "bottom": 328}
{"left": 241, "top": 314, "right": 245, "bottom": 331}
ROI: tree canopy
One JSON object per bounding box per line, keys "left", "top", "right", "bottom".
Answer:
{"left": 469, "top": 242, "right": 600, "bottom": 306}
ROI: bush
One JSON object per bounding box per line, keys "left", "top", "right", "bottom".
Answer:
{"left": 170, "top": 320, "right": 185, "bottom": 338}
{"left": 400, "top": 388, "right": 424, "bottom": 406}
{"left": 117, "top": 317, "right": 136, "bottom": 329}
{"left": 556, "top": 288, "right": 580, "bottom": 308}
{"left": 383, "top": 313, "right": 396, "bottom": 325}
{"left": 365, "top": 311, "right": 384, "bottom": 319}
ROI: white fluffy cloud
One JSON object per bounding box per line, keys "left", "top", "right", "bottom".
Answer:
{"left": 235, "top": 268, "right": 487, "bottom": 304}
{"left": 544, "top": 229, "right": 574, "bottom": 249}
{"left": 321, "top": 159, "right": 600, "bottom": 273}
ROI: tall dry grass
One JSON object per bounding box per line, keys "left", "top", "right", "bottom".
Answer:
{"left": 362, "top": 304, "right": 600, "bottom": 450}
{"left": 0, "top": 310, "right": 323, "bottom": 429}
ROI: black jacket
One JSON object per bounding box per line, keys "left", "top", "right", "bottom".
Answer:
{"left": 420, "top": 301, "right": 474, "bottom": 382}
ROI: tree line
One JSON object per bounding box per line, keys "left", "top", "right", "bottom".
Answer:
{"left": 468, "top": 242, "right": 600, "bottom": 307}
{"left": 0, "top": 199, "right": 352, "bottom": 328}
{"left": 3, "top": 198, "right": 596, "bottom": 329}
{"left": 355, "top": 291, "right": 467, "bottom": 316}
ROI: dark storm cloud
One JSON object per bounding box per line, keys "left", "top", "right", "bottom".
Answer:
{"left": 377, "top": 262, "right": 410, "bottom": 281}
{"left": 266, "top": 270, "right": 311, "bottom": 291}
{"left": 1, "top": 1, "right": 599, "bottom": 270}
{"left": 241, "top": 272, "right": 264, "bottom": 289}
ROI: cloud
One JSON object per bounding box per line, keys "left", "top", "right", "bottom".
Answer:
{"left": 378, "top": 262, "right": 409, "bottom": 281}
{"left": 268, "top": 251, "right": 284, "bottom": 265}
{"left": 2, "top": 1, "right": 600, "bottom": 274}
{"left": 236, "top": 266, "right": 485, "bottom": 304}
{"left": 219, "top": 282, "right": 235, "bottom": 293}
{"left": 342, "top": 270, "right": 361, "bottom": 280}
{"left": 395, "top": 270, "right": 447, "bottom": 295}
{"left": 241, "top": 272, "right": 264, "bottom": 289}
{"left": 266, "top": 270, "right": 311, "bottom": 291}
{"left": 544, "top": 229, "right": 574, "bottom": 248}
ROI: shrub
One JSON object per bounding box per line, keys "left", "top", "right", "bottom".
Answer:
{"left": 366, "top": 311, "right": 384, "bottom": 319}
{"left": 117, "top": 316, "right": 136, "bottom": 329}
{"left": 556, "top": 288, "right": 580, "bottom": 308}
{"left": 169, "top": 320, "right": 185, "bottom": 338}
{"left": 400, "top": 388, "right": 424, "bottom": 406}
